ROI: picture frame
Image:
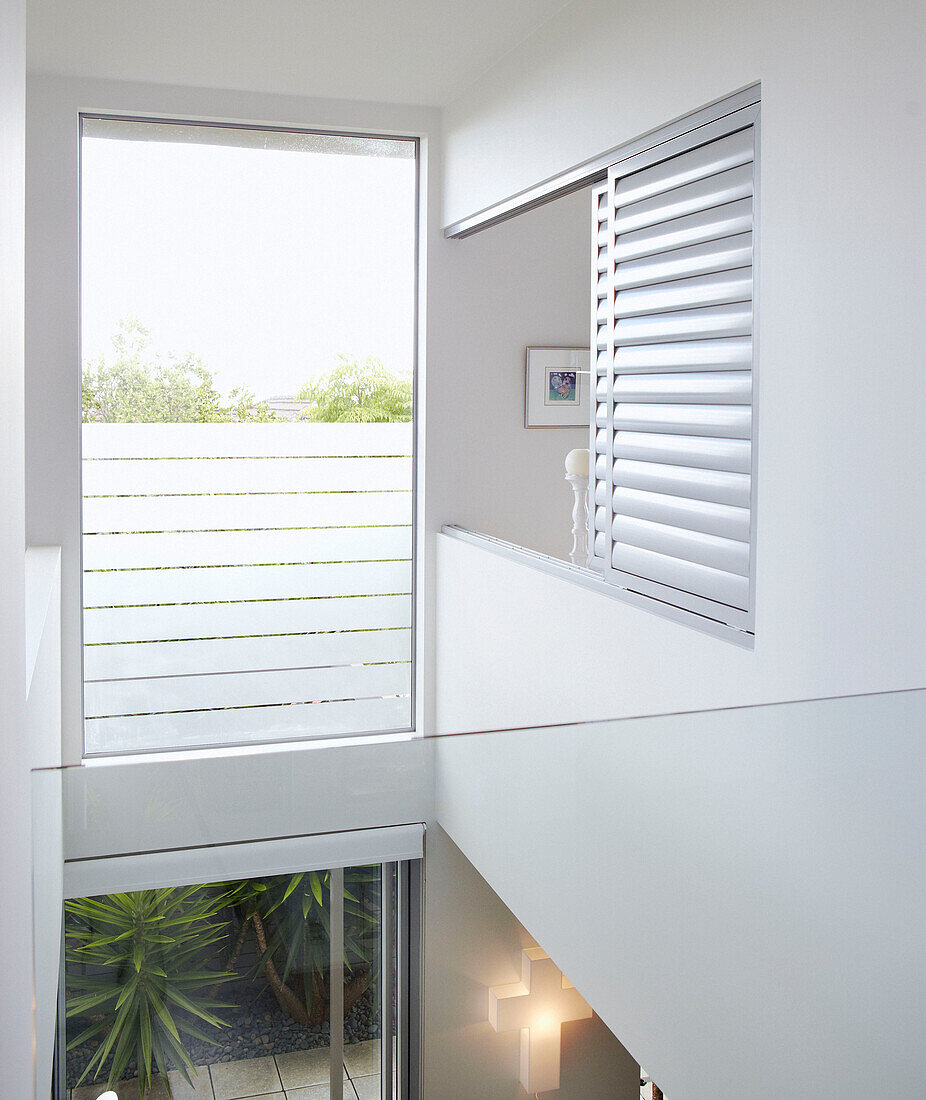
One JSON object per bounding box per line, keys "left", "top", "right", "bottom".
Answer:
{"left": 524, "top": 346, "right": 591, "bottom": 428}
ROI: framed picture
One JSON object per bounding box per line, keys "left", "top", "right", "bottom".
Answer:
{"left": 524, "top": 346, "right": 590, "bottom": 428}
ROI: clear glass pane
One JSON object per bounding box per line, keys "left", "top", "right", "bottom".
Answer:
{"left": 342, "top": 864, "right": 386, "bottom": 1099}
{"left": 63, "top": 863, "right": 398, "bottom": 1098}
{"left": 79, "top": 117, "right": 416, "bottom": 755}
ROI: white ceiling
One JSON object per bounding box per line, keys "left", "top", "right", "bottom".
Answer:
{"left": 27, "top": 0, "right": 573, "bottom": 107}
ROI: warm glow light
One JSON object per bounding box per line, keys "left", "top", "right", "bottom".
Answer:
{"left": 487, "top": 947, "right": 592, "bottom": 1093}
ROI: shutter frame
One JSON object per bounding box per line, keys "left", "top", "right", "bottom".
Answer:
{"left": 590, "top": 102, "right": 759, "bottom": 636}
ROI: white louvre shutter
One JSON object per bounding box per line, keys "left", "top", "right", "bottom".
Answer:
{"left": 591, "top": 125, "right": 757, "bottom": 633}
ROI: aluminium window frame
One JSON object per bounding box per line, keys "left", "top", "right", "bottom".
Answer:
{"left": 77, "top": 113, "right": 423, "bottom": 756}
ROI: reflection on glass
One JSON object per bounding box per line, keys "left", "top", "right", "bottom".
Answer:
{"left": 63, "top": 865, "right": 393, "bottom": 1099}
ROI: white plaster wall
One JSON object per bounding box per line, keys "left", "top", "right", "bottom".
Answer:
{"left": 427, "top": 187, "right": 591, "bottom": 559}
{"left": 436, "top": 0, "right": 926, "bottom": 710}
{"left": 435, "top": 532, "right": 926, "bottom": 731}
{"left": 423, "top": 825, "right": 641, "bottom": 1099}
{"left": 434, "top": 690, "right": 926, "bottom": 1099}
{"left": 0, "top": 2, "right": 33, "bottom": 1093}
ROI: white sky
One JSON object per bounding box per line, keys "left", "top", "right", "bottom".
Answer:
{"left": 80, "top": 132, "right": 416, "bottom": 400}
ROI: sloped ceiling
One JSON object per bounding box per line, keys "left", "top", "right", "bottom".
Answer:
{"left": 27, "top": 0, "right": 574, "bottom": 106}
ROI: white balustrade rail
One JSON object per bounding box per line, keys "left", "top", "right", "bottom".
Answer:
{"left": 82, "top": 423, "right": 413, "bottom": 754}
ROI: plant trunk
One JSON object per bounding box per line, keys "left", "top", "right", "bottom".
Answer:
{"left": 252, "top": 912, "right": 311, "bottom": 1026}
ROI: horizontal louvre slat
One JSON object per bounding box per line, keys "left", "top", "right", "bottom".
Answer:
{"left": 84, "top": 593, "right": 410, "bottom": 644}
{"left": 82, "top": 422, "right": 413, "bottom": 459}
{"left": 594, "top": 534, "right": 749, "bottom": 609}
{"left": 84, "top": 627, "right": 412, "bottom": 681}
{"left": 613, "top": 514, "right": 749, "bottom": 574}
{"left": 600, "top": 371, "right": 751, "bottom": 404}
{"left": 608, "top": 233, "right": 752, "bottom": 291}
{"left": 608, "top": 197, "right": 753, "bottom": 266}
{"left": 612, "top": 163, "right": 753, "bottom": 236}
{"left": 85, "top": 662, "right": 411, "bottom": 720}
{"left": 613, "top": 403, "right": 751, "bottom": 438}
{"left": 83, "top": 559, "right": 411, "bottom": 607}
{"left": 82, "top": 525, "right": 411, "bottom": 570}
{"left": 600, "top": 338, "right": 752, "bottom": 375}
{"left": 613, "top": 128, "right": 753, "bottom": 207}
{"left": 85, "top": 695, "right": 412, "bottom": 754}
{"left": 597, "top": 488, "right": 750, "bottom": 540}
{"left": 82, "top": 455, "right": 412, "bottom": 495}
{"left": 612, "top": 303, "right": 752, "bottom": 346}
{"left": 83, "top": 490, "right": 411, "bottom": 534}
{"left": 597, "top": 431, "right": 751, "bottom": 471}
{"left": 612, "top": 268, "right": 751, "bottom": 319}
{"left": 602, "top": 459, "right": 751, "bottom": 507}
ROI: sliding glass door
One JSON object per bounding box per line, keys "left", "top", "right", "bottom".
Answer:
{"left": 61, "top": 842, "right": 420, "bottom": 1099}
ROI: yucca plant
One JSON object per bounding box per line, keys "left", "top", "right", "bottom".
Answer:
{"left": 65, "top": 886, "right": 237, "bottom": 1098}
{"left": 224, "top": 866, "right": 381, "bottom": 1026}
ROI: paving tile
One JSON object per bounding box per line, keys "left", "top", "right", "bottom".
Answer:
{"left": 275, "top": 1049, "right": 349, "bottom": 1090}
{"left": 351, "top": 1074, "right": 382, "bottom": 1100}
{"left": 343, "top": 1039, "right": 380, "bottom": 1080}
{"left": 168, "top": 1066, "right": 216, "bottom": 1098}
{"left": 210, "top": 1055, "right": 283, "bottom": 1100}
{"left": 286, "top": 1084, "right": 358, "bottom": 1100}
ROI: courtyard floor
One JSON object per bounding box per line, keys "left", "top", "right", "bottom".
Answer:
{"left": 70, "top": 1039, "right": 387, "bottom": 1100}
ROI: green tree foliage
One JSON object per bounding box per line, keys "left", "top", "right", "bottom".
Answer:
{"left": 82, "top": 317, "right": 278, "bottom": 423}
{"left": 297, "top": 354, "right": 412, "bottom": 423}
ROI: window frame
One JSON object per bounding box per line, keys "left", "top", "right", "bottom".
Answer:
{"left": 76, "top": 112, "right": 423, "bottom": 756}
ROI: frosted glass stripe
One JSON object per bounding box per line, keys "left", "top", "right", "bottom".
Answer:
{"left": 83, "top": 559, "right": 412, "bottom": 608}
{"left": 82, "top": 422, "right": 412, "bottom": 459}
{"left": 84, "top": 593, "right": 410, "bottom": 644}
{"left": 85, "top": 661, "right": 411, "bottom": 719}
{"left": 83, "top": 455, "right": 412, "bottom": 495}
{"left": 85, "top": 695, "right": 412, "bottom": 754}
{"left": 84, "top": 490, "right": 411, "bottom": 534}
{"left": 84, "top": 627, "right": 412, "bottom": 681}
{"left": 82, "top": 525, "right": 411, "bottom": 570}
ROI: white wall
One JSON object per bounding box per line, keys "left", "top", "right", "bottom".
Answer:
{"left": 427, "top": 187, "right": 591, "bottom": 559}
{"left": 436, "top": 0, "right": 926, "bottom": 713}
{"left": 434, "top": 689, "right": 926, "bottom": 1099}
{"left": 0, "top": 1, "right": 33, "bottom": 1093}
{"left": 423, "top": 825, "right": 640, "bottom": 1099}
